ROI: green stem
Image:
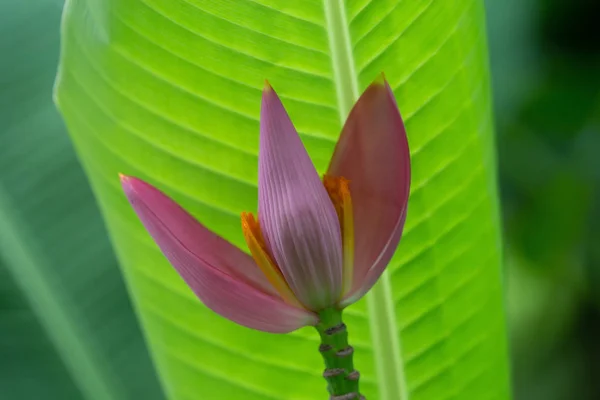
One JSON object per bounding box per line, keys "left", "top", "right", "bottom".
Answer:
{"left": 316, "top": 308, "right": 364, "bottom": 399}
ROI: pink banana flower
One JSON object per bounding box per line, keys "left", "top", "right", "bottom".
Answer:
{"left": 120, "top": 77, "right": 410, "bottom": 335}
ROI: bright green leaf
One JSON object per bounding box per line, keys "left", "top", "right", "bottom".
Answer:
{"left": 56, "top": 0, "right": 511, "bottom": 399}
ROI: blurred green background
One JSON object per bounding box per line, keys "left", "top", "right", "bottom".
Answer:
{"left": 0, "top": 0, "right": 597, "bottom": 399}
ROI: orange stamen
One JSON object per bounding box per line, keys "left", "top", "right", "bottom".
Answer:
{"left": 241, "top": 212, "right": 302, "bottom": 308}
{"left": 323, "top": 175, "right": 355, "bottom": 296}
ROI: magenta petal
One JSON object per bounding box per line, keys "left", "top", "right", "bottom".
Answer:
{"left": 327, "top": 79, "right": 411, "bottom": 305}
{"left": 121, "top": 175, "right": 275, "bottom": 295}
{"left": 183, "top": 262, "right": 318, "bottom": 333}
{"left": 342, "top": 209, "right": 408, "bottom": 306}
{"left": 121, "top": 175, "right": 316, "bottom": 332}
{"left": 258, "top": 84, "right": 343, "bottom": 310}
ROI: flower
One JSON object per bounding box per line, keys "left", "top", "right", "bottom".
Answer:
{"left": 120, "top": 76, "right": 410, "bottom": 333}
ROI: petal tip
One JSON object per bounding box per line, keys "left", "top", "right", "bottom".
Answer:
{"left": 119, "top": 175, "right": 147, "bottom": 200}
{"left": 119, "top": 174, "right": 134, "bottom": 193}
{"left": 370, "top": 73, "right": 394, "bottom": 94}
{"left": 263, "top": 79, "right": 273, "bottom": 92}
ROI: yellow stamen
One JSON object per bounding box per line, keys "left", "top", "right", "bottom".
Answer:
{"left": 241, "top": 212, "right": 302, "bottom": 307}
{"left": 323, "top": 175, "right": 355, "bottom": 297}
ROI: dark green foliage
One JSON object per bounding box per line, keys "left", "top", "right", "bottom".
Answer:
{"left": 0, "top": 1, "right": 164, "bottom": 399}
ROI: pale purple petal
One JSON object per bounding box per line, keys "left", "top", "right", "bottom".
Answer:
{"left": 327, "top": 79, "right": 411, "bottom": 305}
{"left": 258, "top": 84, "right": 343, "bottom": 310}
{"left": 121, "top": 175, "right": 317, "bottom": 332}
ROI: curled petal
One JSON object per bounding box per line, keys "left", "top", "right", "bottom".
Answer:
{"left": 121, "top": 175, "right": 316, "bottom": 332}
{"left": 327, "top": 78, "right": 411, "bottom": 305}
{"left": 258, "top": 84, "right": 343, "bottom": 310}
{"left": 341, "top": 208, "right": 407, "bottom": 306}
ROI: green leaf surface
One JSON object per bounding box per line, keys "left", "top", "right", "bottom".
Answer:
{"left": 0, "top": 1, "right": 163, "bottom": 399}
{"left": 56, "top": 0, "right": 511, "bottom": 398}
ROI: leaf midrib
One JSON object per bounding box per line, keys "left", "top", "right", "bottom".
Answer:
{"left": 322, "top": 1, "right": 408, "bottom": 399}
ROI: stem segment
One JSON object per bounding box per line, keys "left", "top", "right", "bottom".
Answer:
{"left": 316, "top": 308, "right": 364, "bottom": 399}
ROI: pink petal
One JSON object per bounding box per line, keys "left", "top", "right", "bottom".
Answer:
{"left": 121, "top": 175, "right": 317, "bottom": 333}
{"left": 342, "top": 209, "right": 408, "bottom": 306}
{"left": 258, "top": 84, "right": 343, "bottom": 311}
{"left": 327, "top": 78, "right": 411, "bottom": 305}
{"left": 120, "top": 175, "right": 274, "bottom": 295}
